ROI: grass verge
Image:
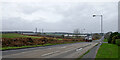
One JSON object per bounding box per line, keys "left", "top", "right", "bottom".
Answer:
{"left": 96, "top": 43, "right": 118, "bottom": 58}
{"left": 76, "top": 43, "right": 99, "bottom": 60}
{"left": 103, "top": 39, "right": 108, "bottom": 42}
{"left": 78, "top": 49, "right": 90, "bottom": 59}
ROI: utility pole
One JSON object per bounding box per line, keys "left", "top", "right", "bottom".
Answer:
{"left": 42, "top": 29, "right": 44, "bottom": 34}
{"left": 35, "top": 28, "right": 37, "bottom": 33}
{"left": 93, "top": 14, "right": 103, "bottom": 35}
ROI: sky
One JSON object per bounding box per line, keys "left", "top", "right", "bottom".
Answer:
{"left": 1, "top": 0, "right": 119, "bottom": 33}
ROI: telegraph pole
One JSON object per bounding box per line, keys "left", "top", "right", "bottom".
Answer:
{"left": 35, "top": 28, "right": 37, "bottom": 33}
{"left": 42, "top": 29, "right": 43, "bottom": 34}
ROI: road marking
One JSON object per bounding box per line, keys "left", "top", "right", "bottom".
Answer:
{"left": 76, "top": 48, "right": 83, "bottom": 51}
{"left": 49, "top": 48, "right": 52, "bottom": 49}
{"left": 41, "top": 51, "right": 60, "bottom": 56}
{"left": 61, "top": 46, "right": 66, "bottom": 48}
{"left": 64, "top": 49, "right": 73, "bottom": 53}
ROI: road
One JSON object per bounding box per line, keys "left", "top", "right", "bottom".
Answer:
{"left": 80, "top": 36, "right": 104, "bottom": 60}
{"left": 2, "top": 42, "right": 98, "bottom": 59}
{"left": 2, "top": 38, "right": 103, "bottom": 60}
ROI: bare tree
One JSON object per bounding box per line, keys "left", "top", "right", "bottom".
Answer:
{"left": 73, "top": 29, "right": 80, "bottom": 38}
{"left": 74, "top": 29, "right": 80, "bottom": 34}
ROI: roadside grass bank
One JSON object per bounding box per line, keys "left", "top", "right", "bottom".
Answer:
{"left": 76, "top": 43, "right": 99, "bottom": 60}
{"left": 96, "top": 43, "right": 118, "bottom": 59}
{"left": 1, "top": 41, "right": 82, "bottom": 51}
{"left": 77, "top": 49, "right": 90, "bottom": 60}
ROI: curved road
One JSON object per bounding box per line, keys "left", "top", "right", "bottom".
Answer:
{"left": 2, "top": 38, "right": 104, "bottom": 60}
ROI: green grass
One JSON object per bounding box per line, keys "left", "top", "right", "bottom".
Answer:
{"left": 96, "top": 43, "right": 118, "bottom": 58}
{"left": 2, "top": 33, "right": 41, "bottom": 38}
{"left": 119, "top": 47, "right": 120, "bottom": 59}
{"left": 103, "top": 39, "right": 108, "bottom": 42}
{"left": 58, "top": 39, "right": 63, "bottom": 40}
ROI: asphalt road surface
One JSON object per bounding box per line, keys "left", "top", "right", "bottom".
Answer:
{"left": 2, "top": 42, "right": 98, "bottom": 59}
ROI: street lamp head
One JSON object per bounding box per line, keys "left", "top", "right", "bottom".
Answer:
{"left": 93, "top": 15, "right": 96, "bottom": 17}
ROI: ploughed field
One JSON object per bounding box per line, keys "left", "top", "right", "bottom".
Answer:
{"left": 1, "top": 33, "right": 84, "bottom": 50}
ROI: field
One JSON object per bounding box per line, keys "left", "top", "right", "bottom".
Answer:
{"left": 2, "top": 33, "right": 41, "bottom": 38}
{"left": 96, "top": 43, "right": 118, "bottom": 58}
{"left": 1, "top": 33, "right": 84, "bottom": 50}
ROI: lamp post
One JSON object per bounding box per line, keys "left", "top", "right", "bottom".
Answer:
{"left": 93, "top": 14, "right": 103, "bottom": 35}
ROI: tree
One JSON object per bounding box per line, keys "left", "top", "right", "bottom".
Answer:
{"left": 74, "top": 29, "right": 80, "bottom": 34}
{"left": 108, "top": 32, "right": 119, "bottom": 44}
{"left": 104, "top": 32, "right": 112, "bottom": 39}
{"left": 92, "top": 33, "right": 102, "bottom": 40}
{"left": 73, "top": 29, "right": 80, "bottom": 38}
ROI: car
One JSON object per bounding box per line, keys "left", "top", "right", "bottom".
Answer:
{"left": 85, "top": 36, "right": 92, "bottom": 42}
{"left": 88, "top": 36, "right": 92, "bottom": 42}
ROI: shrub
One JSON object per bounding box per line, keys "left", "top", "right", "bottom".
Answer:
{"left": 108, "top": 32, "right": 119, "bottom": 44}
{"left": 112, "top": 35, "right": 117, "bottom": 44}
{"left": 2, "top": 37, "right": 84, "bottom": 47}
{"left": 116, "top": 39, "right": 120, "bottom": 46}
{"left": 104, "top": 32, "right": 112, "bottom": 40}
{"left": 92, "top": 33, "right": 102, "bottom": 40}
{"left": 111, "top": 34, "right": 120, "bottom": 44}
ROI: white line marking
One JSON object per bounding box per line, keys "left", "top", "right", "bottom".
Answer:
{"left": 61, "top": 46, "right": 66, "bottom": 48}
{"left": 41, "top": 51, "right": 60, "bottom": 56}
{"left": 49, "top": 48, "right": 52, "bottom": 49}
{"left": 76, "top": 48, "right": 83, "bottom": 51}
{"left": 64, "top": 49, "right": 72, "bottom": 53}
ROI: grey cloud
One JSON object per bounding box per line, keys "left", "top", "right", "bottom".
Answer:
{"left": 2, "top": 2, "right": 118, "bottom": 33}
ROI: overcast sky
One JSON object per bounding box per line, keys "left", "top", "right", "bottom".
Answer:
{"left": 1, "top": 0, "right": 119, "bottom": 33}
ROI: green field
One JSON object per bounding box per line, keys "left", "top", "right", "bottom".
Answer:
{"left": 96, "top": 43, "right": 118, "bottom": 58}
{"left": 103, "top": 39, "right": 108, "bottom": 42}
{"left": 2, "top": 33, "right": 41, "bottom": 38}
{"left": 1, "top": 33, "right": 84, "bottom": 50}
{"left": 58, "top": 39, "right": 63, "bottom": 40}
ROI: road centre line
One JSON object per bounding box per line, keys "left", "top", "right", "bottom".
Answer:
{"left": 61, "top": 46, "right": 66, "bottom": 48}
{"left": 41, "top": 51, "right": 60, "bottom": 56}
{"left": 76, "top": 48, "right": 83, "bottom": 51}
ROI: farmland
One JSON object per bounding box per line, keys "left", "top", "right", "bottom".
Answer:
{"left": 2, "top": 33, "right": 41, "bottom": 38}
{"left": 1, "top": 33, "right": 84, "bottom": 50}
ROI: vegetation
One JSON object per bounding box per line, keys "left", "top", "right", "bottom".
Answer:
{"left": 96, "top": 43, "right": 118, "bottom": 58}
{"left": 105, "top": 32, "right": 120, "bottom": 46}
{"left": 96, "top": 32, "right": 120, "bottom": 59}
{"left": 116, "top": 39, "right": 120, "bottom": 46}
{"left": 1, "top": 33, "right": 84, "bottom": 50}
{"left": 57, "top": 39, "right": 63, "bottom": 40}
{"left": 104, "top": 32, "right": 112, "bottom": 40}
{"left": 92, "top": 33, "right": 102, "bottom": 40}
{"left": 108, "top": 32, "right": 120, "bottom": 44}
{"left": 103, "top": 39, "right": 108, "bottom": 42}
{"left": 2, "top": 33, "right": 41, "bottom": 38}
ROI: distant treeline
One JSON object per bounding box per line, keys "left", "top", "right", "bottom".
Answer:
{"left": 1, "top": 31, "right": 34, "bottom": 34}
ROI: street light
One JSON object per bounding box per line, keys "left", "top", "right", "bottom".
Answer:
{"left": 93, "top": 14, "right": 103, "bottom": 35}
